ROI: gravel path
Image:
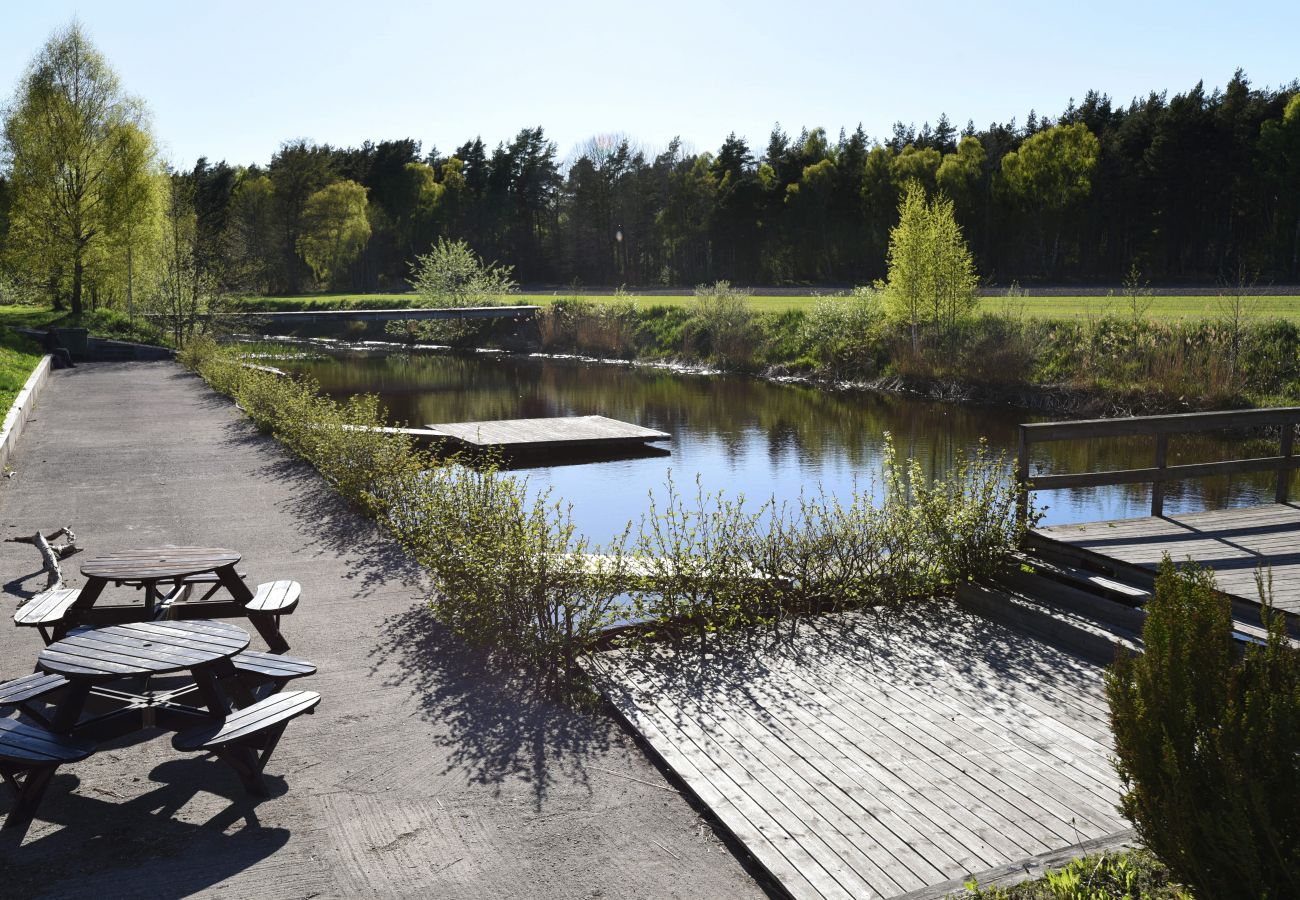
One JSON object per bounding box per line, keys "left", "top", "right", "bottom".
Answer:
{"left": 0, "top": 361, "right": 766, "bottom": 899}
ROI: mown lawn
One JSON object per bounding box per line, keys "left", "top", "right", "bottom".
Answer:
{"left": 235, "top": 291, "right": 1300, "bottom": 321}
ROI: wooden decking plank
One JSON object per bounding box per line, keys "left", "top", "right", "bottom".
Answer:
{"left": 618, "top": 664, "right": 909, "bottom": 896}
{"left": 767, "top": 638, "right": 1121, "bottom": 841}
{"left": 800, "top": 611, "right": 1118, "bottom": 780}
{"left": 425, "top": 415, "right": 669, "bottom": 452}
{"left": 623, "top": 640, "right": 1062, "bottom": 858}
{"left": 809, "top": 635, "right": 1123, "bottom": 812}
{"left": 665, "top": 647, "right": 1060, "bottom": 863}
{"left": 679, "top": 679, "right": 986, "bottom": 878}
{"left": 601, "top": 648, "right": 1020, "bottom": 875}
{"left": 590, "top": 606, "right": 1128, "bottom": 900}
{"left": 1033, "top": 503, "right": 1300, "bottom": 615}
{"left": 618, "top": 655, "right": 958, "bottom": 892}
{"left": 591, "top": 658, "right": 844, "bottom": 900}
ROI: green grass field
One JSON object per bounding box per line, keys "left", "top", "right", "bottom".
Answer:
{"left": 234, "top": 291, "right": 1300, "bottom": 321}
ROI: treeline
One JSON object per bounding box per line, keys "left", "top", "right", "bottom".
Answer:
{"left": 167, "top": 70, "right": 1300, "bottom": 292}
{"left": 2, "top": 22, "right": 1299, "bottom": 311}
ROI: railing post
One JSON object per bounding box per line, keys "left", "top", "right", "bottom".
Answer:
{"left": 1279, "top": 421, "right": 1295, "bottom": 505}
{"left": 1016, "top": 425, "right": 1031, "bottom": 529}
{"left": 1152, "top": 432, "right": 1168, "bottom": 517}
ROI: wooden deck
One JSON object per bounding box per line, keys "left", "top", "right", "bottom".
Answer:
{"left": 1031, "top": 503, "right": 1300, "bottom": 616}
{"left": 587, "top": 604, "right": 1128, "bottom": 900}
{"left": 425, "top": 414, "right": 670, "bottom": 453}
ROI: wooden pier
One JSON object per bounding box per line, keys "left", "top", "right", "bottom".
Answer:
{"left": 587, "top": 604, "right": 1131, "bottom": 900}
{"left": 424, "top": 415, "right": 670, "bottom": 454}
{"left": 1017, "top": 406, "right": 1300, "bottom": 620}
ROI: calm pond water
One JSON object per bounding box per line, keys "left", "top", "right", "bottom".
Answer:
{"left": 281, "top": 348, "right": 1285, "bottom": 543}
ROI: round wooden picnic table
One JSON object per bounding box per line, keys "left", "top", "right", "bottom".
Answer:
{"left": 38, "top": 620, "right": 253, "bottom": 735}
{"left": 80, "top": 546, "right": 242, "bottom": 585}
{"left": 58, "top": 546, "right": 289, "bottom": 653}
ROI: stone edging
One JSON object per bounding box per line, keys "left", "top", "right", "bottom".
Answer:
{"left": 0, "top": 354, "right": 53, "bottom": 474}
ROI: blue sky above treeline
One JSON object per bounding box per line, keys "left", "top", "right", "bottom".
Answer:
{"left": 3, "top": 0, "right": 1297, "bottom": 167}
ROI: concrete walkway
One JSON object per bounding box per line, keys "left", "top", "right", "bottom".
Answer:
{"left": 0, "top": 362, "right": 765, "bottom": 899}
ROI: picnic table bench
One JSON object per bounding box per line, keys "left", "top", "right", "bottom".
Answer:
{"left": 13, "top": 547, "right": 298, "bottom": 653}
{"left": 0, "top": 619, "right": 320, "bottom": 830}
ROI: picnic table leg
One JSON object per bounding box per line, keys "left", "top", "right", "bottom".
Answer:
{"left": 216, "top": 564, "right": 289, "bottom": 653}
{"left": 47, "top": 681, "right": 93, "bottom": 736}
{"left": 1, "top": 763, "right": 57, "bottom": 831}
{"left": 190, "top": 666, "right": 232, "bottom": 718}
{"left": 53, "top": 577, "right": 107, "bottom": 641}
{"left": 209, "top": 657, "right": 255, "bottom": 710}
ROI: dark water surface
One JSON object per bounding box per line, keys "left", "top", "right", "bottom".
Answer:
{"left": 284, "top": 349, "right": 1283, "bottom": 543}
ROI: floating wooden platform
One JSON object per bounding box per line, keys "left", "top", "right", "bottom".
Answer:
{"left": 586, "top": 604, "right": 1129, "bottom": 900}
{"left": 1030, "top": 502, "right": 1300, "bottom": 617}
{"left": 424, "top": 415, "right": 670, "bottom": 454}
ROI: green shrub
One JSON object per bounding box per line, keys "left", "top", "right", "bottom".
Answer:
{"left": 800, "top": 288, "right": 887, "bottom": 379}
{"left": 689, "top": 281, "right": 759, "bottom": 369}
{"left": 962, "top": 848, "right": 1189, "bottom": 899}
{"left": 1105, "top": 559, "right": 1300, "bottom": 899}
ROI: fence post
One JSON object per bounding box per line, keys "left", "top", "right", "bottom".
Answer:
{"left": 1016, "top": 426, "right": 1031, "bottom": 530}
{"left": 1152, "top": 432, "right": 1168, "bottom": 517}
{"left": 1279, "top": 422, "right": 1295, "bottom": 505}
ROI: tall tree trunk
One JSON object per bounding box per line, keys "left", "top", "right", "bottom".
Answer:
{"left": 71, "top": 254, "right": 84, "bottom": 316}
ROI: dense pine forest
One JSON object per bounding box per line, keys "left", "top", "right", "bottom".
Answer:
{"left": 2, "top": 48, "right": 1298, "bottom": 306}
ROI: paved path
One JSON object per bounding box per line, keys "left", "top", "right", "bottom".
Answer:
{"left": 0, "top": 362, "right": 765, "bottom": 899}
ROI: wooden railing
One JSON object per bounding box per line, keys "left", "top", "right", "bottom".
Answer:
{"left": 1016, "top": 407, "right": 1300, "bottom": 520}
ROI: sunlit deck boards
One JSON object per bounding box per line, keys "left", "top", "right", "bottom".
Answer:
{"left": 586, "top": 604, "right": 1128, "bottom": 900}
{"left": 425, "top": 414, "right": 670, "bottom": 453}
{"left": 1030, "top": 503, "right": 1300, "bottom": 615}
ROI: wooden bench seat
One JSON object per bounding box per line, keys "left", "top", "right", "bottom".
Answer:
{"left": 246, "top": 581, "right": 300, "bottom": 618}
{"left": 13, "top": 588, "right": 81, "bottom": 644}
{"left": 231, "top": 651, "right": 317, "bottom": 697}
{"left": 0, "top": 718, "right": 96, "bottom": 830}
{"left": 172, "top": 690, "right": 320, "bottom": 795}
{"left": 0, "top": 672, "right": 70, "bottom": 726}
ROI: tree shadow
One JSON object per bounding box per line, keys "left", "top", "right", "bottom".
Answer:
{"left": 369, "top": 603, "right": 612, "bottom": 812}
{"left": 0, "top": 759, "right": 290, "bottom": 899}
{"left": 595, "top": 600, "right": 1111, "bottom": 747}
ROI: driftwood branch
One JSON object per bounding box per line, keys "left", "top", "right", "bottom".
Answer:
{"left": 6, "top": 526, "right": 79, "bottom": 591}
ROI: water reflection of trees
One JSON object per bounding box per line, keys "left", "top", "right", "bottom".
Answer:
{"left": 290, "top": 351, "right": 1027, "bottom": 474}
{"left": 287, "top": 351, "right": 1283, "bottom": 517}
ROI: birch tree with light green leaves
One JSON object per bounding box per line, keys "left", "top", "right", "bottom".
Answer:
{"left": 1, "top": 22, "right": 159, "bottom": 314}
{"left": 880, "top": 180, "right": 979, "bottom": 351}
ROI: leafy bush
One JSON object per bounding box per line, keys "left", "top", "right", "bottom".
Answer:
{"left": 627, "top": 437, "right": 1028, "bottom": 642}
{"left": 409, "top": 238, "right": 517, "bottom": 308}
{"left": 689, "top": 281, "right": 759, "bottom": 369}
{"left": 962, "top": 849, "right": 1189, "bottom": 899}
{"left": 1105, "top": 558, "right": 1300, "bottom": 899}
{"left": 800, "top": 288, "right": 887, "bottom": 379}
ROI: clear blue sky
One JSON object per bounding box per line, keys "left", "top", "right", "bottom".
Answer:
{"left": 3, "top": 1, "right": 1298, "bottom": 169}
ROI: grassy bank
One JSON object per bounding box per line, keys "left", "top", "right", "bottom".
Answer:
{"left": 0, "top": 328, "right": 45, "bottom": 419}
{"left": 237, "top": 290, "right": 1300, "bottom": 322}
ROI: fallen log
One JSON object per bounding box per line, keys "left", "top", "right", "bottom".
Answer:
{"left": 6, "top": 526, "right": 79, "bottom": 591}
